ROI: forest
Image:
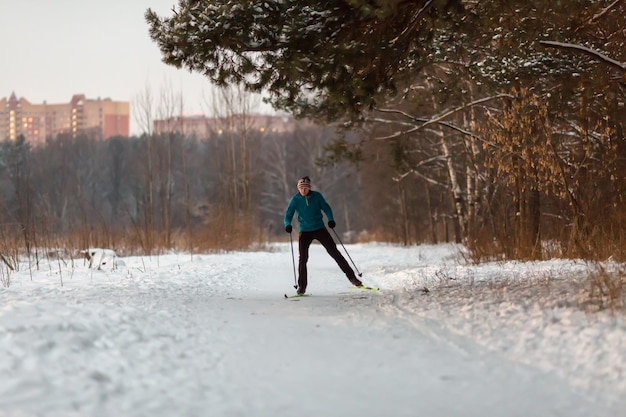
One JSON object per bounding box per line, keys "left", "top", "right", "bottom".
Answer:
{"left": 0, "top": 116, "right": 363, "bottom": 257}
{"left": 0, "top": 0, "right": 624, "bottom": 265}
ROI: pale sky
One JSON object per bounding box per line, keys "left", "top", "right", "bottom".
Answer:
{"left": 0, "top": 0, "right": 270, "bottom": 135}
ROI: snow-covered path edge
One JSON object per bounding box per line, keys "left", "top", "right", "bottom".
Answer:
{"left": 363, "top": 243, "right": 625, "bottom": 410}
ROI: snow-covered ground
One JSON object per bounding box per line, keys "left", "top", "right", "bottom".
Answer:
{"left": 0, "top": 243, "right": 624, "bottom": 417}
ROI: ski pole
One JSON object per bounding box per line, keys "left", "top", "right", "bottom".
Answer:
{"left": 331, "top": 228, "right": 362, "bottom": 277}
{"left": 289, "top": 232, "right": 298, "bottom": 289}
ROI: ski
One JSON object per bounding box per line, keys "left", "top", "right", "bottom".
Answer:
{"left": 354, "top": 285, "right": 380, "bottom": 292}
{"left": 284, "top": 293, "right": 311, "bottom": 299}
{"left": 284, "top": 286, "right": 378, "bottom": 298}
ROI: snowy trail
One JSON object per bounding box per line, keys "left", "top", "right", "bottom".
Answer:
{"left": 0, "top": 244, "right": 623, "bottom": 417}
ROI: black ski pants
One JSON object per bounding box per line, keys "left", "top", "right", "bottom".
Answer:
{"left": 297, "top": 227, "right": 359, "bottom": 292}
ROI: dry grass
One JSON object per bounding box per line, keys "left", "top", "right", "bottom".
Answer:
{"left": 0, "top": 208, "right": 274, "bottom": 272}
{"left": 586, "top": 265, "right": 625, "bottom": 312}
{"left": 1, "top": 211, "right": 624, "bottom": 311}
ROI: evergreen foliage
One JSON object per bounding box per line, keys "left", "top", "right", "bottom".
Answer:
{"left": 146, "top": 0, "right": 464, "bottom": 121}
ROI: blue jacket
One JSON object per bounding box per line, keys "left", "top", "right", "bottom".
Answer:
{"left": 284, "top": 190, "right": 334, "bottom": 232}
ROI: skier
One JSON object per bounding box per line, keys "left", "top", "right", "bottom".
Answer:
{"left": 284, "top": 176, "right": 363, "bottom": 294}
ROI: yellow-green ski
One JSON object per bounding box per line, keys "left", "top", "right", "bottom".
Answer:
{"left": 354, "top": 285, "right": 379, "bottom": 292}
{"left": 284, "top": 293, "right": 311, "bottom": 299}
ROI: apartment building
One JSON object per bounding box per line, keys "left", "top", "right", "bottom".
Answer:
{"left": 153, "top": 113, "right": 299, "bottom": 138}
{"left": 0, "top": 92, "right": 129, "bottom": 145}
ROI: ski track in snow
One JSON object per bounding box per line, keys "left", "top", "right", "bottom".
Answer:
{"left": 0, "top": 243, "right": 624, "bottom": 417}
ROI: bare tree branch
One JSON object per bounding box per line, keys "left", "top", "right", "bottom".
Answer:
{"left": 370, "top": 93, "right": 513, "bottom": 141}
{"left": 390, "top": 0, "right": 434, "bottom": 45}
{"left": 392, "top": 168, "right": 448, "bottom": 187}
{"left": 590, "top": 0, "right": 622, "bottom": 22}
{"left": 0, "top": 253, "right": 14, "bottom": 271}
{"left": 540, "top": 40, "right": 626, "bottom": 71}
{"left": 367, "top": 115, "right": 480, "bottom": 141}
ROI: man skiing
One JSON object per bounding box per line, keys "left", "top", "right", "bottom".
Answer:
{"left": 284, "top": 176, "right": 363, "bottom": 294}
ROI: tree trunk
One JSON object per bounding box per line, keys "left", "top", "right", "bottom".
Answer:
{"left": 425, "top": 182, "right": 437, "bottom": 243}
{"left": 436, "top": 129, "right": 466, "bottom": 242}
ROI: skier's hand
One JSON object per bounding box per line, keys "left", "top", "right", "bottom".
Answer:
{"left": 328, "top": 220, "right": 336, "bottom": 229}
{"left": 285, "top": 225, "right": 293, "bottom": 233}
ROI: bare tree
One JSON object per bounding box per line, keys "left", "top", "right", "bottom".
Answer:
{"left": 205, "top": 83, "right": 262, "bottom": 213}
{"left": 155, "top": 78, "right": 185, "bottom": 247}
{"left": 132, "top": 82, "right": 156, "bottom": 252}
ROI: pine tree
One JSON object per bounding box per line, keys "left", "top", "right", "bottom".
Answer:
{"left": 146, "top": 0, "right": 465, "bottom": 121}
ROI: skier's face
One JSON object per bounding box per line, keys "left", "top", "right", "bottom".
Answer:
{"left": 298, "top": 187, "right": 310, "bottom": 196}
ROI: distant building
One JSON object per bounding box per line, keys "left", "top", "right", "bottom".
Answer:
{"left": 153, "top": 113, "right": 299, "bottom": 138}
{"left": 0, "top": 92, "right": 129, "bottom": 145}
